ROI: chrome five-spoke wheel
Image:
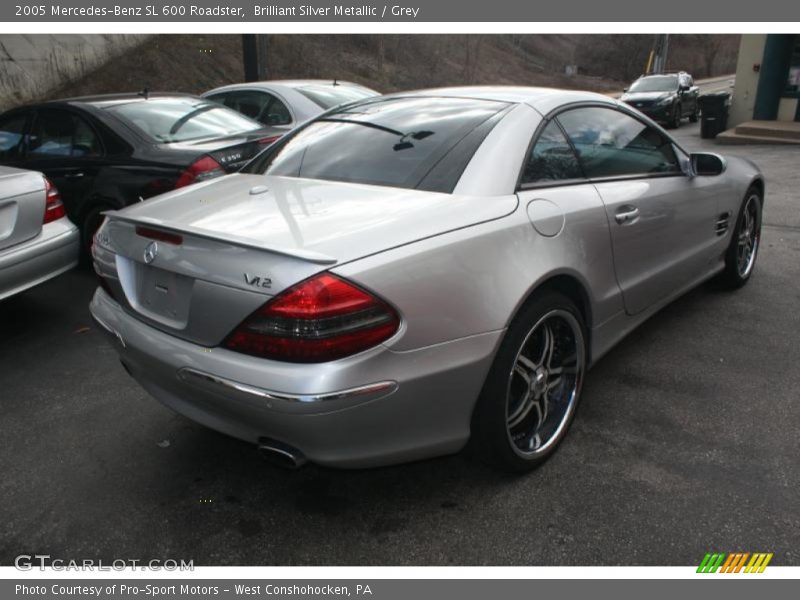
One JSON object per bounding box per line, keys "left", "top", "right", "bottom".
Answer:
{"left": 471, "top": 291, "right": 587, "bottom": 471}
{"left": 736, "top": 193, "right": 760, "bottom": 278}
{"left": 722, "top": 186, "right": 761, "bottom": 288}
{"left": 506, "top": 310, "right": 584, "bottom": 458}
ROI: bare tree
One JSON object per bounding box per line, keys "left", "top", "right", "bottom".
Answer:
{"left": 693, "top": 35, "right": 725, "bottom": 78}
{"left": 461, "top": 36, "right": 483, "bottom": 84}
{"left": 575, "top": 35, "right": 653, "bottom": 81}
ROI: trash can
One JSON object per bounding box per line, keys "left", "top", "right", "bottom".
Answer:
{"left": 698, "top": 92, "right": 731, "bottom": 139}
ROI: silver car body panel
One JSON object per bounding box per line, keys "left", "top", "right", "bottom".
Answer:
{"left": 593, "top": 173, "right": 730, "bottom": 315}
{"left": 101, "top": 173, "right": 519, "bottom": 268}
{"left": 93, "top": 173, "right": 519, "bottom": 347}
{"left": 91, "top": 288, "right": 502, "bottom": 467}
{"left": 90, "top": 87, "right": 764, "bottom": 467}
{"left": 0, "top": 166, "right": 79, "bottom": 300}
{"left": 202, "top": 79, "right": 380, "bottom": 127}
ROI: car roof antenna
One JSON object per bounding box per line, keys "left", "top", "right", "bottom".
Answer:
{"left": 138, "top": 87, "right": 150, "bottom": 99}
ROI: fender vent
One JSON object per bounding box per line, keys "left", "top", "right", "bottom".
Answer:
{"left": 715, "top": 212, "right": 731, "bottom": 236}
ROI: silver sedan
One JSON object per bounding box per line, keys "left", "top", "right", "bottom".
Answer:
{"left": 90, "top": 87, "right": 763, "bottom": 471}
{"left": 202, "top": 79, "right": 379, "bottom": 130}
{"left": 1, "top": 166, "right": 79, "bottom": 300}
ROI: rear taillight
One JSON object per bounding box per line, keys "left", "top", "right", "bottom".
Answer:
{"left": 175, "top": 155, "right": 224, "bottom": 189}
{"left": 43, "top": 177, "right": 66, "bottom": 224}
{"left": 223, "top": 273, "right": 400, "bottom": 363}
{"left": 258, "top": 135, "right": 282, "bottom": 145}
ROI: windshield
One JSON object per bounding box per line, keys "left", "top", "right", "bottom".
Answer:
{"left": 295, "top": 85, "right": 378, "bottom": 109}
{"left": 244, "top": 96, "right": 508, "bottom": 191}
{"left": 107, "top": 98, "right": 263, "bottom": 143}
{"left": 629, "top": 76, "right": 679, "bottom": 93}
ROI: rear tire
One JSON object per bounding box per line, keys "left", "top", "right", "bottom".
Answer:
{"left": 720, "top": 187, "right": 762, "bottom": 288}
{"left": 470, "top": 291, "right": 587, "bottom": 472}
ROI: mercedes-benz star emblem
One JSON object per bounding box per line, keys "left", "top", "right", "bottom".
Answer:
{"left": 143, "top": 241, "right": 159, "bottom": 264}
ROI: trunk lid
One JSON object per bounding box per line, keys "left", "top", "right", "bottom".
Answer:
{"left": 96, "top": 174, "right": 517, "bottom": 345}
{"left": 164, "top": 128, "right": 281, "bottom": 173}
{"left": 0, "top": 167, "right": 45, "bottom": 252}
{"left": 112, "top": 173, "right": 518, "bottom": 263}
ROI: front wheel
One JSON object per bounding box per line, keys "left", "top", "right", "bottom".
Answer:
{"left": 470, "top": 291, "right": 587, "bottom": 472}
{"left": 669, "top": 103, "right": 682, "bottom": 128}
{"left": 720, "top": 187, "right": 762, "bottom": 288}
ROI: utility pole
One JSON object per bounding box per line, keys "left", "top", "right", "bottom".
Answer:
{"left": 242, "top": 34, "right": 269, "bottom": 82}
{"left": 651, "top": 34, "right": 670, "bottom": 74}
{"left": 256, "top": 35, "right": 269, "bottom": 80}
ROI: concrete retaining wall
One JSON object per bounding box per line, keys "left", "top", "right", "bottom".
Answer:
{"left": 0, "top": 34, "right": 149, "bottom": 111}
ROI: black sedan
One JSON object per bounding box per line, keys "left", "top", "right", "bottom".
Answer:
{"left": 0, "top": 93, "right": 282, "bottom": 250}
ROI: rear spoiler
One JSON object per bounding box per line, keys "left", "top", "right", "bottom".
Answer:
{"left": 102, "top": 211, "right": 338, "bottom": 266}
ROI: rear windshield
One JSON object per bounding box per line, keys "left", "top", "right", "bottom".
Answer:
{"left": 295, "top": 85, "right": 377, "bottom": 109}
{"left": 629, "top": 76, "right": 679, "bottom": 93}
{"left": 244, "top": 96, "right": 509, "bottom": 192}
{"left": 106, "top": 98, "right": 262, "bottom": 143}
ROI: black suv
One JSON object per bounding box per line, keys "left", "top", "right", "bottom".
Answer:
{"left": 620, "top": 72, "right": 699, "bottom": 129}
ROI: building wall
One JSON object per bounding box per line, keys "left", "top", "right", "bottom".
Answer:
{"left": 0, "top": 34, "right": 148, "bottom": 112}
{"left": 777, "top": 97, "right": 799, "bottom": 121}
{"left": 729, "top": 34, "right": 767, "bottom": 127}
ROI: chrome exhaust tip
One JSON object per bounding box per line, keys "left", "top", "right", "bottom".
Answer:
{"left": 257, "top": 439, "right": 307, "bottom": 469}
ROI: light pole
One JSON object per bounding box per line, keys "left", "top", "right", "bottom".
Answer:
{"left": 242, "top": 34, "right": 269, "bottom": 82}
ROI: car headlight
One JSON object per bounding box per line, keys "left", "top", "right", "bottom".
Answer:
{"left": 657, "top": 96, "right": 674, "bottom": 106}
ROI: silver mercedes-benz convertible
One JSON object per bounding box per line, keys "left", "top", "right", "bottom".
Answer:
{"left": 90, "top": 87, "right": 763, "bottom": 471}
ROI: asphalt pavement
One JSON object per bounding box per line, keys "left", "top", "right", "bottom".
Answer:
{"left": 1, "top": 121, "right": 798, "bottom": 566}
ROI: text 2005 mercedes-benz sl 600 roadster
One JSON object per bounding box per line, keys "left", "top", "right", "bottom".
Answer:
{"left": 90, "top": 87, "right": 763, "bottom": 471}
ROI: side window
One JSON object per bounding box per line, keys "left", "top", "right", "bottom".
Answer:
{"left": 29, "top": 111, "right": 103, "bottom": 158}
{"left": 262, "top": 95, "right": 292, "bottom": 126}
{"left": 72, "top": 116, "right": 103, "bottom": 157}
{"left": 208, "top": 91, "right": 292, "bottom": 126}
{"left": 557, "top": 107, "right": 681, "bottom": 179}
{"left": 206, "top": 92, "right": 234, "bottom": 108}
{"left": 521, "top": 120, "right": 583, "bottom": 185}
{"left": 233, "top": 91, "right": 270, "bottom": 121}
{"left": 0, "top": 113, "right": 28, "bottom": 160}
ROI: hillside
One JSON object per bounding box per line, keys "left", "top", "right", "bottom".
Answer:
{"left": 46, "top": 34, "right": 740, "bottom": 101}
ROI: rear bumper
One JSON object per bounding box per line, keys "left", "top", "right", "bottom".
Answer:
{"left": 89, "top": 287, "right": 503, "bottom": 468}
{"left": 0, "top": 219, "right": 79, "bottom": 301}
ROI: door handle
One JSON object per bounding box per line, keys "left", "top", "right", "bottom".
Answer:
{"left": 64, "top": 172, "right": 85, "bottom": 180}
{"left": 615, "top": 206, "right": 640, "bottom": 224}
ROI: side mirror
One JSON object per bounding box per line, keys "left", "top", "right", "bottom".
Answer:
{"left": 680, "top": 84, "right": 690, "bottom": 92}
{"left": 623, "top": 87, "right": 629, "bottom": 93}
{"left": 691, "top": 152, "right": 726, "bottom": 176}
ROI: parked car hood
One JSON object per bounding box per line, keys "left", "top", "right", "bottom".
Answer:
{"left": 111, "top": 174, "right": 519, "bottom": 264}
{"left": 621, "top": 91, "right": 673, "bottom": 102}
